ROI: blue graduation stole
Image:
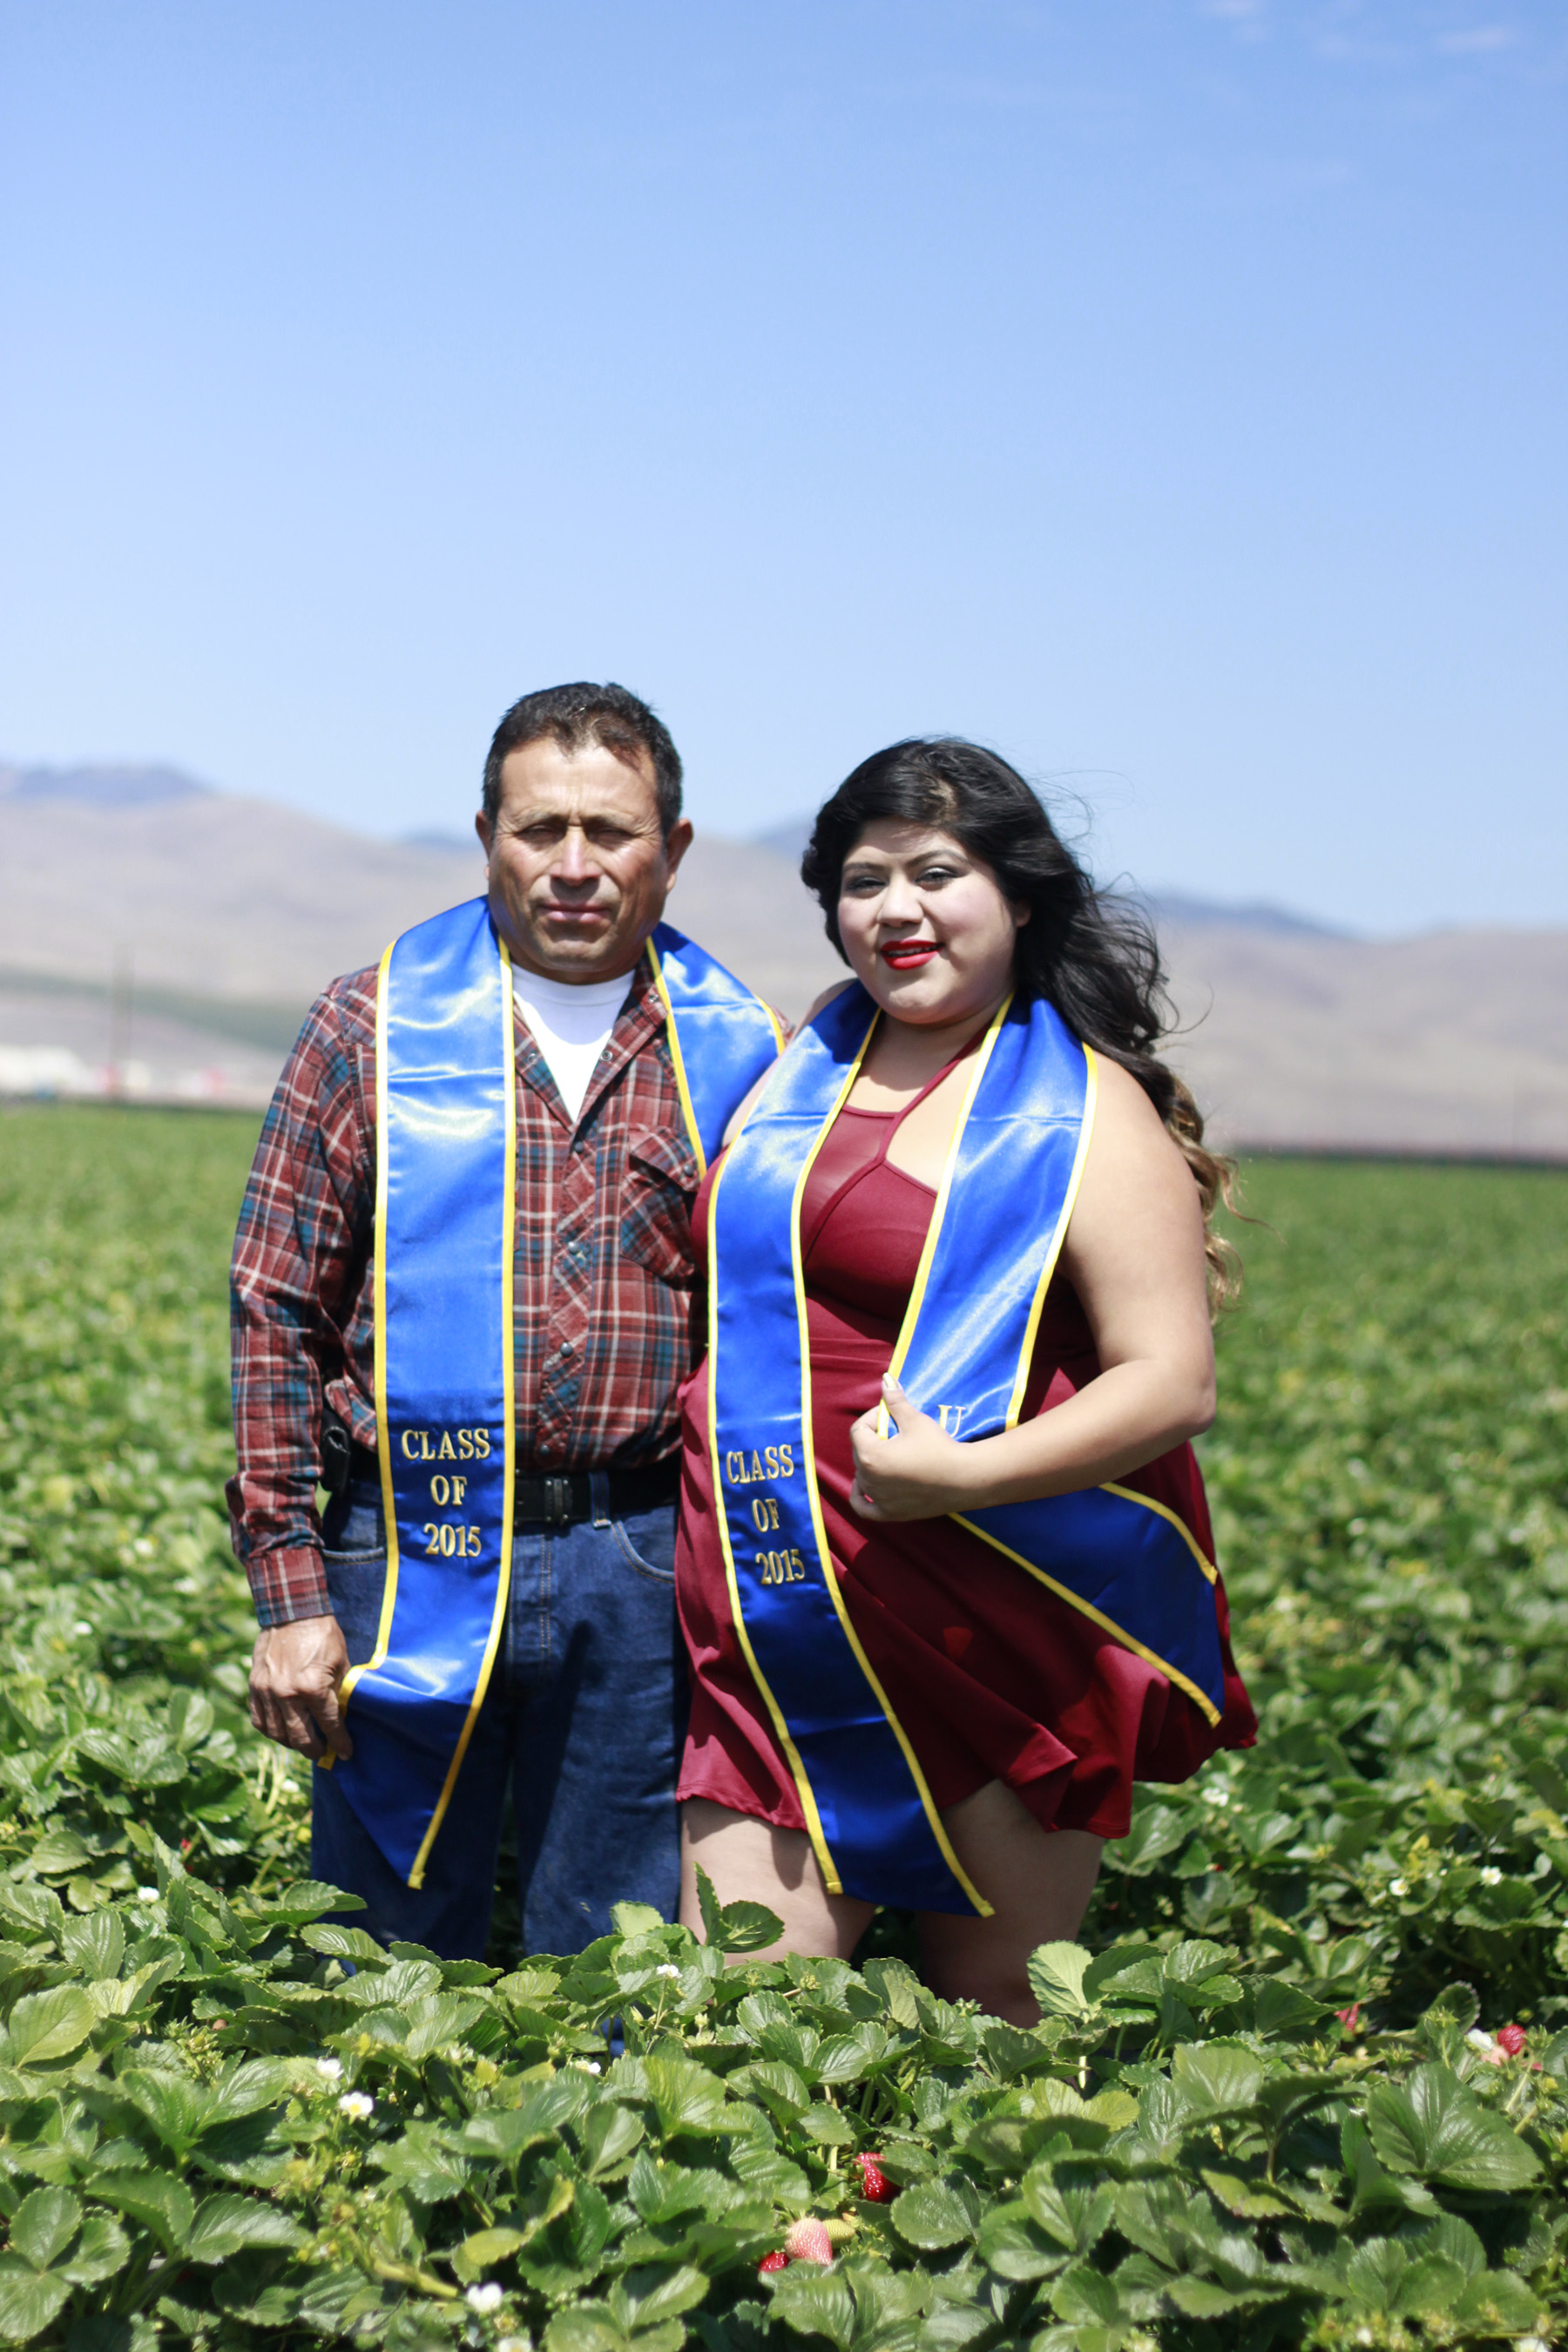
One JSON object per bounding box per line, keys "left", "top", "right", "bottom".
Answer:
{"left": 706, "top": 982, "right": 1226, "bottom": 1916}
{"left": 330, "top": 897, "right": 781, "bottom": 1889}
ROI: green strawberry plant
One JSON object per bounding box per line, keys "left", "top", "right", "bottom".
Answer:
{"left": 1, "top": 1116, "right": 1566, "bottom": 2349}
{"left": 0, "top": 1856, "right": 1564, "bottom": 2349}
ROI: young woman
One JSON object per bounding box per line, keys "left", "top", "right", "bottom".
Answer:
{"left": 673, "top": 740, "right": 1254, "bottom": 2023}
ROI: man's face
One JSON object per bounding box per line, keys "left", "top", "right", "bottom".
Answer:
{"left": 476, "top": 735, "right": 693, "bottom": 983}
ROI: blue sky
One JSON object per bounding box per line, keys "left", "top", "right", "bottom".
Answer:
{"left": 2, "top": 1, "right": 1563, "bottom": 932}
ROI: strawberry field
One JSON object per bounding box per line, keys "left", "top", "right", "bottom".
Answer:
{"left": 3, "top": 1105, "right": 1568, "bottom": 2352}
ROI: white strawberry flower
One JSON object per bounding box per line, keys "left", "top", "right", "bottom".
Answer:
{"left": 466, "top": 2283, "right": 504, "bottom": 2313}
{"left": 136, "top": 1887, "right": 159, "bottom": 1903}
{"left": 1389, "top": 1877, "right": 1408, "bottom": 1896}
{"left": 337, "top": 2091, "right": 374, "bottom": 2119}
{"left": 1479, "top": 1865, "right": 1503, "bottom": 1885}
{"left": 315, "top": 2057, "right": 344, "bottom": 2080}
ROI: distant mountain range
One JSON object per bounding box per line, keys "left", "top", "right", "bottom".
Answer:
{"left": 0, "top": 760, "right": 213, "bottom": 807}
{"left": 5, "top": 767, "right": 1349, "bottom": 940}
{"left": 1142, "top": 893, "right": 1349, "bottom": 941}
{"left": 3, "top": 763, "right": 1565, "bottom": 1152}
{"left": 0, "top": 761, "right": 846, "bottom": 1030}
{"left": 400, "top": 828, "right": 478, "bottom": 853}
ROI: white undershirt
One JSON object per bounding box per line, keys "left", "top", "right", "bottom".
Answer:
{"left": 511, "top": 966, "right": 633, "bottom": 1123}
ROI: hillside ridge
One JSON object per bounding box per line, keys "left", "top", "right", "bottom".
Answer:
{"left": 3, "top": 767, "right": 1564, "bottom": 1151}
{"left": 0, "top": 760, "right": 213, "bottom": 807}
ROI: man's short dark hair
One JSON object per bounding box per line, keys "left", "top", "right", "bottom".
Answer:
{"left": 482, "top": 683, "right": 683, "bottom": 835}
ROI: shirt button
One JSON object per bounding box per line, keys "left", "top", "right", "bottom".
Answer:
{"left": 559, "top": 1340, "right": 573, "bottom": 1356}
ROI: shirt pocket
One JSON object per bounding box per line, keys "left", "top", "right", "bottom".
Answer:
{"left": 619, "top": 1124, "right": 700, "bottom": 1288}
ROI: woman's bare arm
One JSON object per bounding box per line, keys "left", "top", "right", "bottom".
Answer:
{"left": 849, "top": 1056, "right": 1216, "bottom": 1519}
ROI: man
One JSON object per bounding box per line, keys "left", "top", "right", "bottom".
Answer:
{"left": 228, "top": 682, "right": 781, "bottom": 1957}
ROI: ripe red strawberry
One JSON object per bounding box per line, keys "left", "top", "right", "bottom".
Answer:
{"left": 1496, "top": 2023, "right": 1527, "bottom": 2057}
{"left": 757, "top": 2251, "right": 788, "bottom": 2277}
{"left": 784, "top": 2219, "right": 834, "bottom": 2265}
{"left": 1335, "top": 2004, "right": 1361, "bottom": 2033}
{"left": 855, "top": 2153, "right": 895, "bottom": 2202}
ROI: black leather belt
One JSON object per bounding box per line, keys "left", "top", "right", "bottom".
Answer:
{"left": 329, "top": 1425, "right": 678, "bottom": 1531}
{"left": 514, "top": 1460, "right": 679, "bottom": 1530}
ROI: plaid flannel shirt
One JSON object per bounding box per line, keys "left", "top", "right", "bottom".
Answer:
{"left": 228, "top": 952, "right": 715, "bottom": 1627}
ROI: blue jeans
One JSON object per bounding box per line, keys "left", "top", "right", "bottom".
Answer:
{"left": 311, "top": 1471, "right": 687, "bottom": 1959}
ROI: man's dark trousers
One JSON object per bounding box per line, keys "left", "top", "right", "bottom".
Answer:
{"left": 310, "top": 1469, "right": 687, "bottom": 1958}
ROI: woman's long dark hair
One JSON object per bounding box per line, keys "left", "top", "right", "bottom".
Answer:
{"left": 801, "top": 738, "right": 1240, "bottom": 1309}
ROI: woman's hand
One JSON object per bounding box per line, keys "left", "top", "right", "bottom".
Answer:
{"left": 848, "top": 1374, "right": 977, "bottom": 1521}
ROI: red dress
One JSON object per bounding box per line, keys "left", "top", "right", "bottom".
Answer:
{"left": 674, "top": 1079, "right": 1256, "bottom": 1849}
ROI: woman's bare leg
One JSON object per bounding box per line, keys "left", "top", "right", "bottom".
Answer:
{"left": 680, "top": 1798, "right": 874, "bottom": 1963}
{"left": 919, "top": 1781, "right": 1103, "bottom": 2025}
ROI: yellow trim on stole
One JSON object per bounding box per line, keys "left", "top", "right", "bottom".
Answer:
{"left": 1003, "top": 1045, "right": 1098, "bottom": 1430}
{"left": 1100, "top": 1483, "right": 1219, "bottom": 1585}
{"left": 408, "top": 938, "right": 518, "bottom": 1888}
{"left": 709, "top": 1005, "right": 990, "bottom": 1911}
{"left": 704, "top": 1018, "right": 877, "bottom": 1895}
{"left": 950, "top": 1511, "right": 1223, "bottom": 1726}
{"left": 880, "top": 993, "right": 1013, "bottom": 1428}
{"left": 875, "top": 1023, "right": 1219, "bottom": 1720}
{"left": 778, "top": 1010, "right": 992, "bottom": 1918}
{"left": 336, "top": 938, "right": 521, "bottom": 1888}
{"left": 335, "top": 942, "right": 402, "bottom": 1736}
{"left": 646, "top": 935, "right": 787, "bottom": 1180}
{"left": 645, "top": 935, "right": 707, "bottom": 1178}
{"left": 792, "top": 1018, "right": 990, "bottom": 1916}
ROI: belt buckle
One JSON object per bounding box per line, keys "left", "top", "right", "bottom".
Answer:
{"left": 542, "top": 1476, "right": 572, "bottom": 1531}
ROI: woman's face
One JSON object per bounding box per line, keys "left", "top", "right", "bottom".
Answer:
{"left": 835, "top": 821, "right": 1027, "bottom": 1028}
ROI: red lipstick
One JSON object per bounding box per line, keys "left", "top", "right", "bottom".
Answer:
{"left": 881, "top": 941, "right": 939, "bottom": 968}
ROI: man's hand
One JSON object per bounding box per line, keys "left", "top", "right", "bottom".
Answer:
{"left": 249, "top": 1615, "right": 353, "bottom": 1762}
{"left": 848, "top": 1374, "right": 977, "bottom": 1523}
